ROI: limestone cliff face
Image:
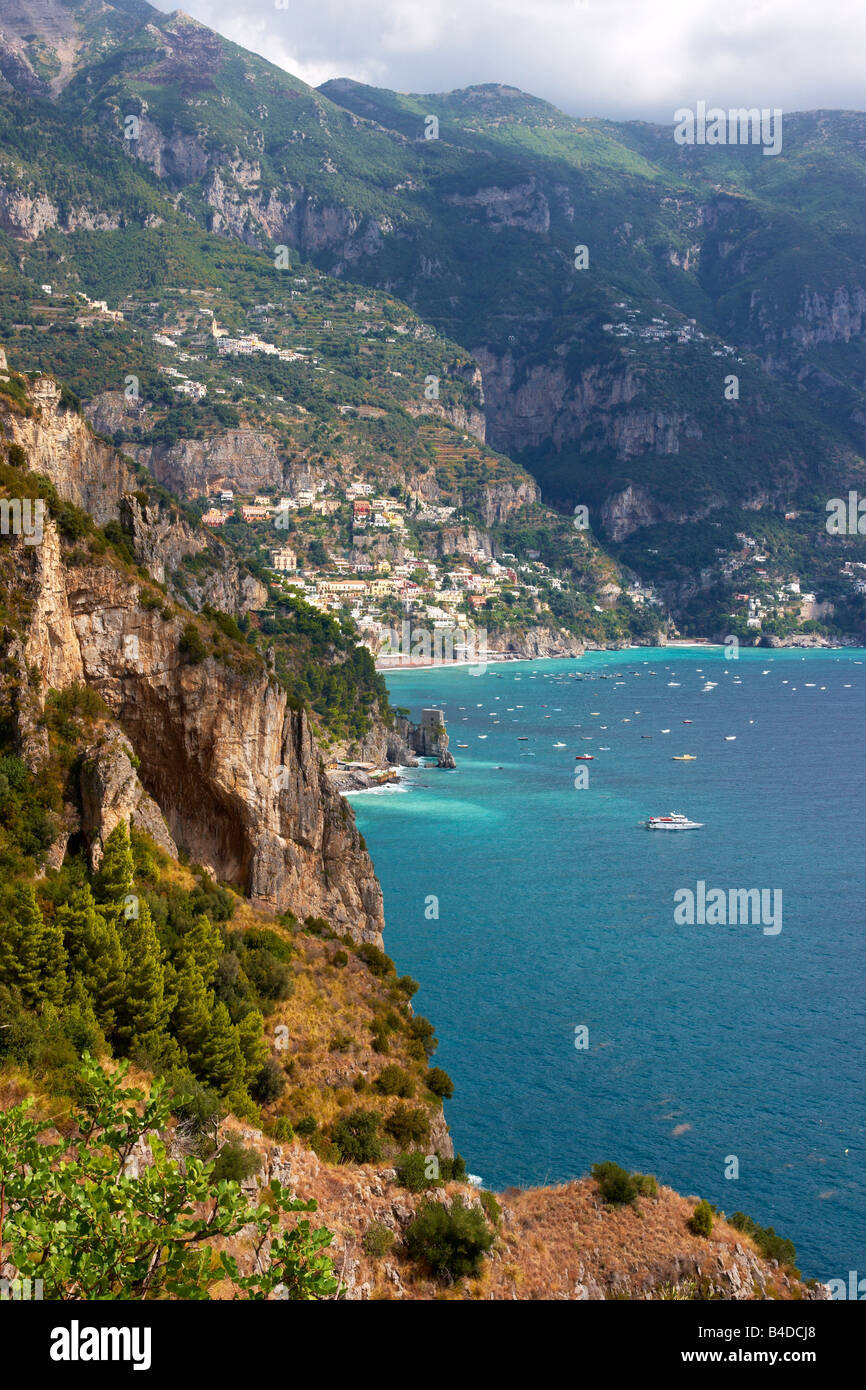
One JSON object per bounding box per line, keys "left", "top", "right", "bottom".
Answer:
{"left": 122, "top": 495, "right": 267, "bottom": 615}
{"left": 132, "top": 429, "right": 285, "bottom": 499}
{"left": 9, "top": 378, "right": 134, "bottom": 523}
{"left": 12, "top": 520, "right": 384, "bottom": 942}
{"left": 3, "top": 382, "right": 266, "bottom": 617}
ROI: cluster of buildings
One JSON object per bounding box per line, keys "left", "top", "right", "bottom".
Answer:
{"left": 602, "top": 303, "right": 740, "bottom": 358}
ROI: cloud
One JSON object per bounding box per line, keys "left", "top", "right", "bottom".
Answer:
{"left": 155, "top": 0, "right": 866, "bottom": 122}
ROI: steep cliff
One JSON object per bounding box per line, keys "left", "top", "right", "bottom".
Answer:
{"left": 1, "top": 368, "right": 385, "bottom": 943}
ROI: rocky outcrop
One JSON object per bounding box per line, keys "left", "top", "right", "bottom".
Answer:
{"left": 395, "top": 709, "right": 455, "bottom": 768}
{"left": 79, "top": 728, "right": 178, "bottom": 868}
{"left": 133, "top": 429, "right": 285, "bottom": 499}
{"left": 12, "top": 519, "right": 384, "bottom": 943}
{"left": 121, "top": 494, "right": 267, "bottom": 615}
{"left": 7, "top": 377, "right": 134, "bottom": 523}
{"left": 488, "top": 625, "right": 586, "bottom": 659}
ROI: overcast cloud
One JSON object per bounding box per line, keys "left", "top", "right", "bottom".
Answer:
{"left": 151, "top": 0, "right": 866, "bottom": 123}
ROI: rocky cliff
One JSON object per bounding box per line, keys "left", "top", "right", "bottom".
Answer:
{"left": 1, "top": 368, "right": 385, "bottom": 943}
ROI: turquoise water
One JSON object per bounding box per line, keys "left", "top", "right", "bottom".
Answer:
{"left": 351, "top": 647, "right": 866, "bottom": 1280}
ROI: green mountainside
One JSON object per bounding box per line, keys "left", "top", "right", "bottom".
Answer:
{"left": 1, "top": 0, "right": 866, "bottom": 640}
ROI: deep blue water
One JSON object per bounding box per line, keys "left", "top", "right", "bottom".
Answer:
{"left": 351, "top": 646, "right": 866, "bottom": 1280}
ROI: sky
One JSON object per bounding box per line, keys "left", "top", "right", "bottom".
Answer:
{"left": 151, "top": 0, "right": 866, "bottom": 122}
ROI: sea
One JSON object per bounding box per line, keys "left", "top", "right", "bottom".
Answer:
{"left": 350, "top": 645, "right": 866, "bottom": 1281}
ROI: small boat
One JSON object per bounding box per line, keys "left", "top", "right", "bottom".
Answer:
{"left": 672, "top": 754, "right": 697, "bottom": 761}
{"left": 644, "top": 812, "right": 704, "bottom": 831}
{"left": 683, "top": 720, "right": 692, "bottom": 724}
{"left": 553, "top": 742, "right": 567, "bottom": 748}
{"left": 478, "top": 735, "right": 487, "bottom": 740}
{"left": 518, "top": 736, "right": 529, "bottom": 741}
{"left": 724, "top": 735, "right": 736, "bottom": 741}
{"left": 457, "top": 743, "right": 469, "bottom": 748}
{"left": 574, "top": 754, "right": 594, "bottom": 761}
{"left": 660, "top": 729, "right": 670, "bottom": 733}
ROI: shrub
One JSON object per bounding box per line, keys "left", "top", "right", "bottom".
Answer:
{"left": 270, "top": 1117, "right": 294, "bottom": 1143}
{"left": 211, "top": 1140, "right": 261, "bottom": 1184}
{"left": 591, "top": 1161, "right": 638, "bottom": 1206}
{"left": 425, "top": 1067, "right": 454, "bottom": 1099}
{"left": 375, "top": 1064, "right": 415, "bottom": 1098}
{"left": 407, "top": 1015, "right": 437, "bottom": 1060}
{"left": 394, "top": 1152, "right": 432, "bottom": 1192}
{"left": 404, "top": 1197, "right": 494, "bottom": 1281}
{"left": 329, "top": 1031, "right": 353, "bottom": 1053}
{"left": 362, "top": 1222, "right": 394, "bottom": 1258}
{"left": 396, "top": 975, "right": 419, "bottom": 998}
{"left": 179, "top": 623, "right": 208, "bottom": 664}
{"left": 294, "top": 1115, "right": 317, "bottom": 1136}
{"left": 479, "top": 1190, "right": 501, "bottom": 1226}
{"left": 384, "top": 1104, "right": 429, "bottom": 1148}
{"left": 331, "top": 949, "right": 348, "bottom": 967}
{"left": 251, "top": 1057, "right": 286, "bottom": 1104}
{"left": 332, "top": 1108, "right": 382, "bottom": 1164}
{"left": 689, "top": 1199, "right": 714, "bottom": 1238}
{"left": 634, "top": 1173, "right": 659, "bottom": 1198}
{"left": 357, "top": 942, "right": 395, "bottom": 977}
{"left": 728, "top": 1212, "right": 798, "bottom": 1272}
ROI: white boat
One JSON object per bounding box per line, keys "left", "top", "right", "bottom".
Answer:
{"left": 644, "top": 812, "right": 704, "bottom": 831}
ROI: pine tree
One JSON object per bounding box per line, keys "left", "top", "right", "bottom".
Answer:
{"left": 116, "top": 899, "right": 169, "bottom": 1050}
{"left": 173, "top": 959, "right": 244, "bottom": 1093}
{"left": 58, "top": 886, "right": 126, "bottom": 1034}
{"left": 94, "top": 821, "right": 135, "bottom": 908}
{"left": 236, "top": 1008, "right": 268, "bottom": 1087}
{"left": 178, "top": 913, "right": 223, "bottom": 984}
{"left": 0, "top": 885, "right": 67, "bottom": 1008}
{"left": 196, "top": 1001, "right": 245, "bottom": 1094}
{"left": 172, "top": 960, "right": 212, "bottom": 1064}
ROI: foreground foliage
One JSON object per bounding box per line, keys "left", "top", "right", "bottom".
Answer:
{"left": 0, "top": 1057, "right": 338, "bottom": 1300}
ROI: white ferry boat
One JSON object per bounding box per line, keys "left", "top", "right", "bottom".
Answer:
{"left": 644, "top": 812, "right": 704, "bottom": 831}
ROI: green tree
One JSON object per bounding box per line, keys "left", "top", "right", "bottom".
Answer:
{"left": 0, "top": 1056, "right": 337, "bottom": 1300}
{"left": 116, "top": 899, "right": 169, "bottom": 1050}
{"left": 0, "top": 884, "right": 66, "bottom": 1007}
{"left": 404, "top": 1197, "right": 494, "bottom": 1281}
{"left": 178, "top": 912, "right": 223, "bottom": 982}
{"left": 94, "top": 822, "right": 136, "bottom": 907}
{"left": 58, "top": 886, "right": 126, "bottom": 1033}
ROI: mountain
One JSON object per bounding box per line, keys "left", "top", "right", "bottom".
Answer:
{"left": 0, "top": 355, "right": 825, "bottom": 1299}
{"left": 2, "top": 1, "right": 866, "bottom": 639}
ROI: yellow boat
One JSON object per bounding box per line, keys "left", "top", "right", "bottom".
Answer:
{"left": 672, "top": 754, "right": 697, "bottom": 761}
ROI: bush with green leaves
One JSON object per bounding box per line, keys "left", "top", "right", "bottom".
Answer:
{"left": 728, "top": 1212, "right": 798, "bottom": 1272}
{"left": 362, "top": 1222, "right": 395, "bottom": 1259}
{"left": 0, "top": 1056, "right": 337, "bottom": 1299}
{"left": 688, "top": 1199, "right": 715, "bottom": 1238}
{"left": 404, "top": 1197, "right": 494, "bottom": 1282}
{"left": 374, "top": 1063, "right": 415, "bottom": 1098}
{"left": 384, "top": 1103, "right": 429, "bottom": 1148}
{"left": 211, "top": 1139, "right": 262, "bottom": 1184}
{"left": 425, "top": 1066, "right": 454, "bottom": 1099}
{"left": 591, "top": 1161, "right": 639, "bottom": 1206}
{"left": 332, "top": 1107, "right": 382, "bottom": 1164}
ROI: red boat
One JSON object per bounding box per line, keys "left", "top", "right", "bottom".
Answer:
{"left": 574, "top": 754, "right": 594, "bottom": 760}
